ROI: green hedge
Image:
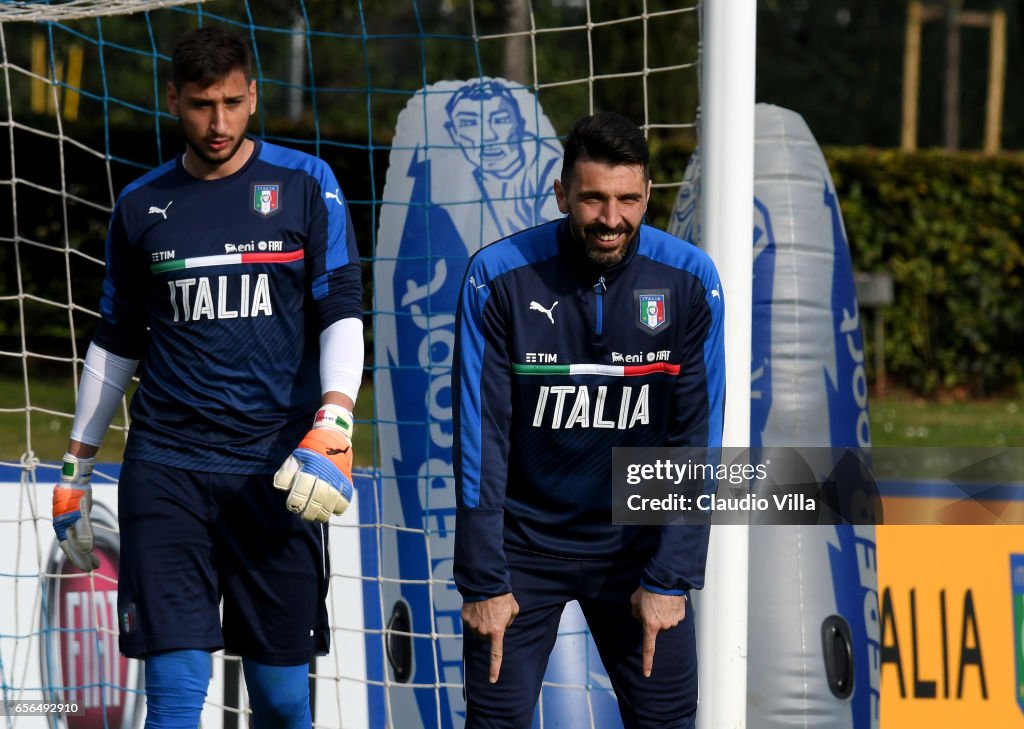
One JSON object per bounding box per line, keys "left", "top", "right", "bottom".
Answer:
{"left": 7, "top": 125, "right": 1020, "bottom": 397}
{"left": 827, "top": 149, "right": 1024, "bottom": 396}
{"left": 648, "top": 144, "right": 1024, "bottom": 397}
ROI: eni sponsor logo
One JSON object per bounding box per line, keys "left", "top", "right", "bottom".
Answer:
{"left": 611, "top": 350, "right": 671, "bottom": 364}
{"left": 224, "top": 240, "right": 284, "bottom": 253}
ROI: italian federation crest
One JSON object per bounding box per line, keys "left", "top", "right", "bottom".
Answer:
{"left": 1013, "top": 554, "right": 1024, "bottom": 716}
{"left": 253, "top": 183, "right": 280, "bottom": 217}
{"left": 637, "top": 290, "right": 669, "bottom": 331}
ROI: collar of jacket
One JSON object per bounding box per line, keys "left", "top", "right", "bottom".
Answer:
{"left": 555, "top": 216, "right": 641, "bottom": 288}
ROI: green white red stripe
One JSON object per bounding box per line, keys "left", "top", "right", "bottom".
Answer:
{"left": 513, "top": 362, "right": 680, "bottom": 376}
{"left": 150, "top": 249, "right": 303, "bottom": 274}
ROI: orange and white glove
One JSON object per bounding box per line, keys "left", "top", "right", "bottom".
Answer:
{"left": 273, "top": 404, "right": 354, "bottom": 522}
{"left": 52, "top": 453, "right": 100, "bottom": 572}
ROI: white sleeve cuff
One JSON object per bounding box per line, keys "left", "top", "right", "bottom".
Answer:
{"left": 319, "top": 317, "right": 364, "bottom": 403}
{"left": 69, "top": 343, "right": 138, "bottom": 446}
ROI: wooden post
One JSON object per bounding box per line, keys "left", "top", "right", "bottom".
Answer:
{"left": 874, "top": 309, "right": 887, "bottom": 396}
{"left": 901, "top": 1, "right": 923, "bottom": 151}
{"left": 903, "top": 2, "right": 1006, "bottom": 154}
{"left": 855, "top": 272, "right": 893, "bottom": 397}
{"left": 64, "top": 44, "right": 83, "bottom": 122}
{"left": 943, "top": 0, "right": 963, "bottom": 150}
{"left": 503, "top": 0, "right": 531, "bottom": 85}
{"left": 984, "top": 8, "right": 1006, "bottom": 154}
{"left": 31, "top": 35, "right": 47, "bottom": 115}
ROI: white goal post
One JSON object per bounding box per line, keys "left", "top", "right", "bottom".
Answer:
{"left": 697, "top": 2, "right": 755, "bottom": 728}
{"left": 0, "top": 2, "right": 760, "bottom": 728}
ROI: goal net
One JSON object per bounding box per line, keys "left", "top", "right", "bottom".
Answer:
{"left": 0, "top": 1, "right": 700, "bottom": 727}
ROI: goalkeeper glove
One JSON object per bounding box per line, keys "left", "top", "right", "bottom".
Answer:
{"left": 274, "top": 404, "right": 354, "bottom": 523}
{"left": 52, "top": 453, "right": 100, "bottom": 572}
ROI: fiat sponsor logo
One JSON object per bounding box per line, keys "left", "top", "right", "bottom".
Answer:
{"left": 42, "top": 501, "right": 143, "bottom": 729}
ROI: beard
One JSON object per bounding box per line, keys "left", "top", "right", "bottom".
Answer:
{"left": 181, "top": 123, "right": 248, "bottom": 169}
{"left": 569, "top": 217, "right": 639, "bottom": 268}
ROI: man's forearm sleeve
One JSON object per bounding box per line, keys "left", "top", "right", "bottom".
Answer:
{"left": 69, "top": 343, "right": 138, "bottom": 446}
{"left": 454, "top": 506, "right": 511, "bottom": 600}
{"left": 642, "top": 522, "right": 712, "bottom": 594}
{"left": 319, "top": 316, "right": 364, "bottom": 402}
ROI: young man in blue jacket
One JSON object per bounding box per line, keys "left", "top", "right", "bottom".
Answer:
{"left": 51, "top": 27, "right": 363, "bottom": 729}
{"left": 454, "top": 112, "right": 725, "bottom": 729}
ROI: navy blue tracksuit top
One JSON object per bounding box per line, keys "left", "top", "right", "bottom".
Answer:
{"left": 454, "top": 217, "right": 725, "bottom": 601}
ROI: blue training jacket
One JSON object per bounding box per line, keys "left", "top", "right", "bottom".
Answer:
{"left": 453, "top": 217, "right": 725, "bottom": 600}
{"left": 93, "top": 139, "right": 362, "bottom": 474}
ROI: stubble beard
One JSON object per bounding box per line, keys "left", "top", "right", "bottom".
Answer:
{"left": 571, "top": 216, "right": 638, "bottom": 268}
{"left": 182, "top": 124, "right": 248, "bottom": 169}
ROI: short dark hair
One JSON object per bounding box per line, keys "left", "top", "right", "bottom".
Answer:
{"left": 560, "top": 112, "right": 649, "bottom": 188}
{"left": 171, "top": 27, "right": 253, "bottom": 90}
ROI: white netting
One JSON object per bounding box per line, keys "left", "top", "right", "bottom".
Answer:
{"left": 0, "top": 1, "right": 204, "bottom": 23}
{"left": 0, "top": 2, "right": 701, "bottom": 727}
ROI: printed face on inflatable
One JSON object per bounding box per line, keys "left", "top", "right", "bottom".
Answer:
{"left": 555, "top": 159, "right": 650, "bottom": 267}
{"left": 445, "top": 92, "right": 525, "bottom": 176}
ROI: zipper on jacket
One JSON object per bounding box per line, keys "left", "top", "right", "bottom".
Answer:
{"left": 593, "top": 275, "right": 607, "bottom": 335}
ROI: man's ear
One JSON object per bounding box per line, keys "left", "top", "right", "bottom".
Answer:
{"left": 167, "top": 81, "right": 179, "bottom": 117}
{"left": 554, "top": 178, "right": 570, "bottom": 214}
{"left": 248, "top": 78, "right": 258, "bottom": 115}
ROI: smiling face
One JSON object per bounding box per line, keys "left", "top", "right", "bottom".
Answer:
{"left": 167, "top": 68, "right": 256, "bottom": 179}
{"left": 554, "top": 158, "right": 650, "bottom": 267}
{"left": 446, "top": 94, "right": 524, "bottom": 176}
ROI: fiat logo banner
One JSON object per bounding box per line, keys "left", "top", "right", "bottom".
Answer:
{"left": 41, "top": 501, "right": 144, "bottom": 729}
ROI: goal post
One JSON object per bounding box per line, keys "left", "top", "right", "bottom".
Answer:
{"left": 697, "top": 1, "right": 756, "bottom": 728}
{"left": 0, "top": 2, "right": 713, "bottom": 728}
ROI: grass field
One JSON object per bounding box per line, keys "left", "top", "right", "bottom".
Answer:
{"left": 0, "top": 374, "right": 377, "bottom": 469}
{"left": 2, "top": 375, "right": 1021, "bottom": 471}
{"left": 869, "top": 389, "right": 1024, "bottom": 447}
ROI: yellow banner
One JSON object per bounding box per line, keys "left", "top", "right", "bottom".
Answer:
{"left": 877, "top": 525, "right": 1022, "bottom": 726}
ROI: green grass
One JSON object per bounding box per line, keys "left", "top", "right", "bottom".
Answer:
{"left": 0, "top": 374, "right": 377, "bottom": 468}
{"left": 3, "top": 374, "right": 1022, "bottom": 469}
{"left": 0, "top": 372, "right": 131, "bottom": 467}
{"left": 869, "top": 390, "right": 1024, "bottom": 447}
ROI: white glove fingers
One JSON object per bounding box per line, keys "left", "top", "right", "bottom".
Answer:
{"left": 302, "top": 481, "right": 337, "bottom": 523}
{"left": 273, "top": 456, "right": 301, "bottom": 491}
{"left": 60, "top": 540, "right": 99, "bottom": 572}
{"left": 285, "top": 475, "right": 315, "bottom": 515}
